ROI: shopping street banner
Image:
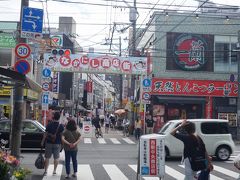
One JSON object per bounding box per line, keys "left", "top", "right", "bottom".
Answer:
{"left": 44, "top": 53, "right": 147, "bottom": 75}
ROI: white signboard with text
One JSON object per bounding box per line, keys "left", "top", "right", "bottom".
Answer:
{"left": 82, "top": 121, "right": 93, "bottom": 138}
{"left": 139, "top": 134, "right": 165, "bottom": 178}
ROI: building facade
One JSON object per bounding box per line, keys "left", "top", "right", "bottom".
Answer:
{"left": 137, "top": 11, "right": 240, "bottom": 138}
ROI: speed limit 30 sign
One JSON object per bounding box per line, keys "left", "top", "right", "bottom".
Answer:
{"left": 15, "top": 43, "right": 31, "bottom": 58}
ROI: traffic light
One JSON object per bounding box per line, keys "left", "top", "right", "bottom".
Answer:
{"left": 51, "top": 49, "right": 71, "bottom": 56}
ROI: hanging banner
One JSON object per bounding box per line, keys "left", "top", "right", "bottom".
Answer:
{"left": 44, "top": 53, "right": 147, "bottom": 75}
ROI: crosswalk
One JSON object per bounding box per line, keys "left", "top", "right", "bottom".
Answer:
{"left": 40, "top": 162, "right": 239, "bottom": 180}
{"left": 80, "top": 137, "right": 136, "bottom": 145}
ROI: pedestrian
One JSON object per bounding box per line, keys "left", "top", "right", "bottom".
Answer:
{"left": 170, "top": 119, "right": 212, "bottom": 180}
{"left": 122, "top": 117, "right": 130, "bottom": 136}
{"left": 41, "top": 111, "right": 64, "bottom": 176}
{"left": 135, "top": 118, "right": 142, "bottom": 140}
{"left": 145, "top": 114, "right": 154, "bottom": 134}
{"left": 61, "top": 119, "right": 81, "bottom": 179}
{"left": 104, "top": 114, "right": 110, "bottom": 133}
{"left": 99, "top": 114, "right": 105, "bottom": 127}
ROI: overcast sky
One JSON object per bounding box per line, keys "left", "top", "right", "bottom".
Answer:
{"left": 0, "top": 0, "right": 239, "bottom": 55}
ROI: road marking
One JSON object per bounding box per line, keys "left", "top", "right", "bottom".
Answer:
{"left": 122, "top": 137, "right": 135, "bottom": 144}
{"left": 110, "top": 138, "right": 121, "bottom": 144}
{"left": 129, "top": 165, "right": 160, "bottom": 180}
{"left": 77, "top": 164, "right": 95, "bottom": 180}
{"left": 84, "top": 138, "right": 92, "bottom": 144}
{"left": 213, "top": 165, "right": 239, "bottom": 178}
{"left": 179, "top": 165, "right": 225, "bottom": 180}
{"left": 103, "top": 164, "right": 128, "bottom": 180}
{"left": 166, "top": 165, "right": 185, "bottom": 180}
{"left": 42, "top": 164, "right": 63, "bottom": 180}
{"left": 98, "top": 138, "right": 106, "bottom": 144}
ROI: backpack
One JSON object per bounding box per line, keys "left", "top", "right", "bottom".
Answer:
{"left": 189, "top": 136, "right": 207, "bottom": 171}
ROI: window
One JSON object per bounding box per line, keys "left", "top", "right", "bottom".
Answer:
{"left": 201, "top": 122, "right": 229, "bottom": 134}
{"left": 22, "top": 122, "right": 39, "bottom": 132}
{"left": 215, "top": 42, "right": 237, "bottom": 72}
{"left": 0, "top": 122, "right": 10, "bottom": 131}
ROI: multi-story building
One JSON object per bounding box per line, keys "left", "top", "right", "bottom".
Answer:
{"left": 137, "top": 7, "right": 240, "bottom": 138}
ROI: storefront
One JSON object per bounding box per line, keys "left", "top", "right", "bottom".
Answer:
{"left": 151, "top": 78, "right": 238, "bottom": 134}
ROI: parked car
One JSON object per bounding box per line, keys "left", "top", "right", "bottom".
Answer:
{"left": 158, "top": 119, "right": 235, "bottom": 161}
{"left": 0, "top": 119, "right": 45, "bottom": 150}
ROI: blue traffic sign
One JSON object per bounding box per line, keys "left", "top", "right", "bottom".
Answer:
{"left": 21, "top": 7, "right": 43, "bottom": 33}
{"left": 42, "top": 94, "right": 49, "bottom": 104}
{"left": 142, "top": 78, "right": 151, "bottom": 87}
{"left": 14, "top": 59, "right": 30, "bottom": 75}
{"left": 42, "top": 68, "right": 51, "bottom": 77}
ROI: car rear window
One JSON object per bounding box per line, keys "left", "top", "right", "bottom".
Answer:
{"left": 201, "top": 122, "right": 229, "bottom": 134}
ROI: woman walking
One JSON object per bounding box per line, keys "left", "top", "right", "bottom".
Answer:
{"left": 170, "top": 119, "right": 212, "bottom": 180}
{"left": 62, "top": 119, "right": 81, "bottom": 179}
{"left": 135, "top": 118, "right": 142, "bottom": 140}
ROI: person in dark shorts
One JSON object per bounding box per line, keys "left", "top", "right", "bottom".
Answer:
{"left": 41, "top": 111, "right": 64, "bottom": 176}
{"left": 93, "top": 115, "right": 102, "bottom": 137}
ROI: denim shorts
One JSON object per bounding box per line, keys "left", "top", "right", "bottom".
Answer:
{"left": 45, "top": 143, "right": 61, "bottom": 159}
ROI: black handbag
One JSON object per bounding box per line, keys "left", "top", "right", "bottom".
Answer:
{"left": 35, "top": 149, "right": 45, "bottom": 169}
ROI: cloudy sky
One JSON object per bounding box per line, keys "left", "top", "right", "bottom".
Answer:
{"left": 0, "top": 0, "right": 239, "bottom": 55}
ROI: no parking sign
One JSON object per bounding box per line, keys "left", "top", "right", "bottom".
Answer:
{"left": 14, "top": 59, "right": 30, "bottom": 75}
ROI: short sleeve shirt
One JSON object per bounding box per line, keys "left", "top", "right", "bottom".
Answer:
{"left": 146, "top": 119, "right": 154, "bottom": 127}
{"left": 46, "top": 121, "right": 64, "bottom": 144}
{"left": 174, "top": 133, "right": 206, "bottom": 159}
{"left": 62, "top": 130, "right": 81, "bottom": 151}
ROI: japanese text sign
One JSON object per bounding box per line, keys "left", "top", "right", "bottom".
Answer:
{"left": 152, "top": 78, "right": 238, "bottom": 97}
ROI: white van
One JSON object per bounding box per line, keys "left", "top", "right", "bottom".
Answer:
{"left": 158, "top": 119, "right": 235, "bottom": 161}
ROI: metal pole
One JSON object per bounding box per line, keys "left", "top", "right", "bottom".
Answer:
{"left": 10, "top": 0, "right": 29, "bottom": 159}
{"left": 237, "top": 30, "right": 240, "bottom": 140}
{"left": 119, "top": 36, "right": 123, "bottom": 108}
{"left": 130, "top": 0, "right": 137, "bottom": 123}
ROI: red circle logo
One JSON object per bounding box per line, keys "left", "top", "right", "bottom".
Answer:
{"left": 59, "top": 55, "right": 71, "bottom": 66}
{"left": 84, "top": 125, "right": 90, "bottom": 132}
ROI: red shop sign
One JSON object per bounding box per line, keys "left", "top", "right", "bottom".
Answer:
{"left": 151, "top": 78, "right": 238, "bottom": 97}
{"left": 85, "top": 81, "right": 93, "bottom": 93}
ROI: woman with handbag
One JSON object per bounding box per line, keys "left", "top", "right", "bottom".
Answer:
{"left": 61, "top": 119, "right": 81, "bottom": 179}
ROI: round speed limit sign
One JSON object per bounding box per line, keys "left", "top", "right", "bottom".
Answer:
{"left": 15, "top": 43, "right": 31, "bottom": 58}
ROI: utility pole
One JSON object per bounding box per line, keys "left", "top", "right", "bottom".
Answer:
{"left": 130, "top": 0, "right": 137, "bottom": 121}
{"left": 119, "top": 36, "right": 123, "bottom": 108}
{"left": 237, "top": 30, "right": 240, "bottom": 140}
{"left": 10, "top": 0, "right": 29, "bottom": 159}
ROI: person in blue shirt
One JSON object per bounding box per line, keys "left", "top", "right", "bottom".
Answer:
{"left": 41, "top": 111, "right": 64, "bottom": 176}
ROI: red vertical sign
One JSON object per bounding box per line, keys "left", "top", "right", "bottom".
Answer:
{"left": 205, "top": 96, "right": 213, "bottom": 118}
{"left": 86, "top": 81, "right": 93, "bottom": 93}
{"left": 149, "top": 139, "right": 157, "bottom": 175}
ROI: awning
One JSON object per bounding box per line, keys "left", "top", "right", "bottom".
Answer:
{"left": 0, "top": 67, "right": 42, "bottom": 93}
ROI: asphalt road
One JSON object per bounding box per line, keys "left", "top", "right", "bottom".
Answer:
{"left": 19, "top": 129, "right": 240, "bottom": 180}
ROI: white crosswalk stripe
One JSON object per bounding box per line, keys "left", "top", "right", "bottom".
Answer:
{"left": 97, "top": 138, "right": 106, "bottom": 144}
{"left": 42, "top": 164, "right": 63, "bottom": 180}
{"left": 84, "top": 138, "right": 92, "bottom": 144}
{"left": 213, "top": 165, "right": 239, "bottom": 178}
{"left": 40, "top": 163, "right": 238, "bottom": 180}
{"left": 110, "top": 138, "right": 121, "bottom": 144}
{"left": 122, "top": 137, "right": 135, "bottom": 144}
{"left": 77, "top": 164, "right": 95, "bottom": 180}
{"left": 179, "top": 165, "right": 225, "bottom": 180}
{"left": 103, "top": 164, "right": 128, "bottom": 180}
{"left": 81, "top": 137, "right": 136, "bottom": 144}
